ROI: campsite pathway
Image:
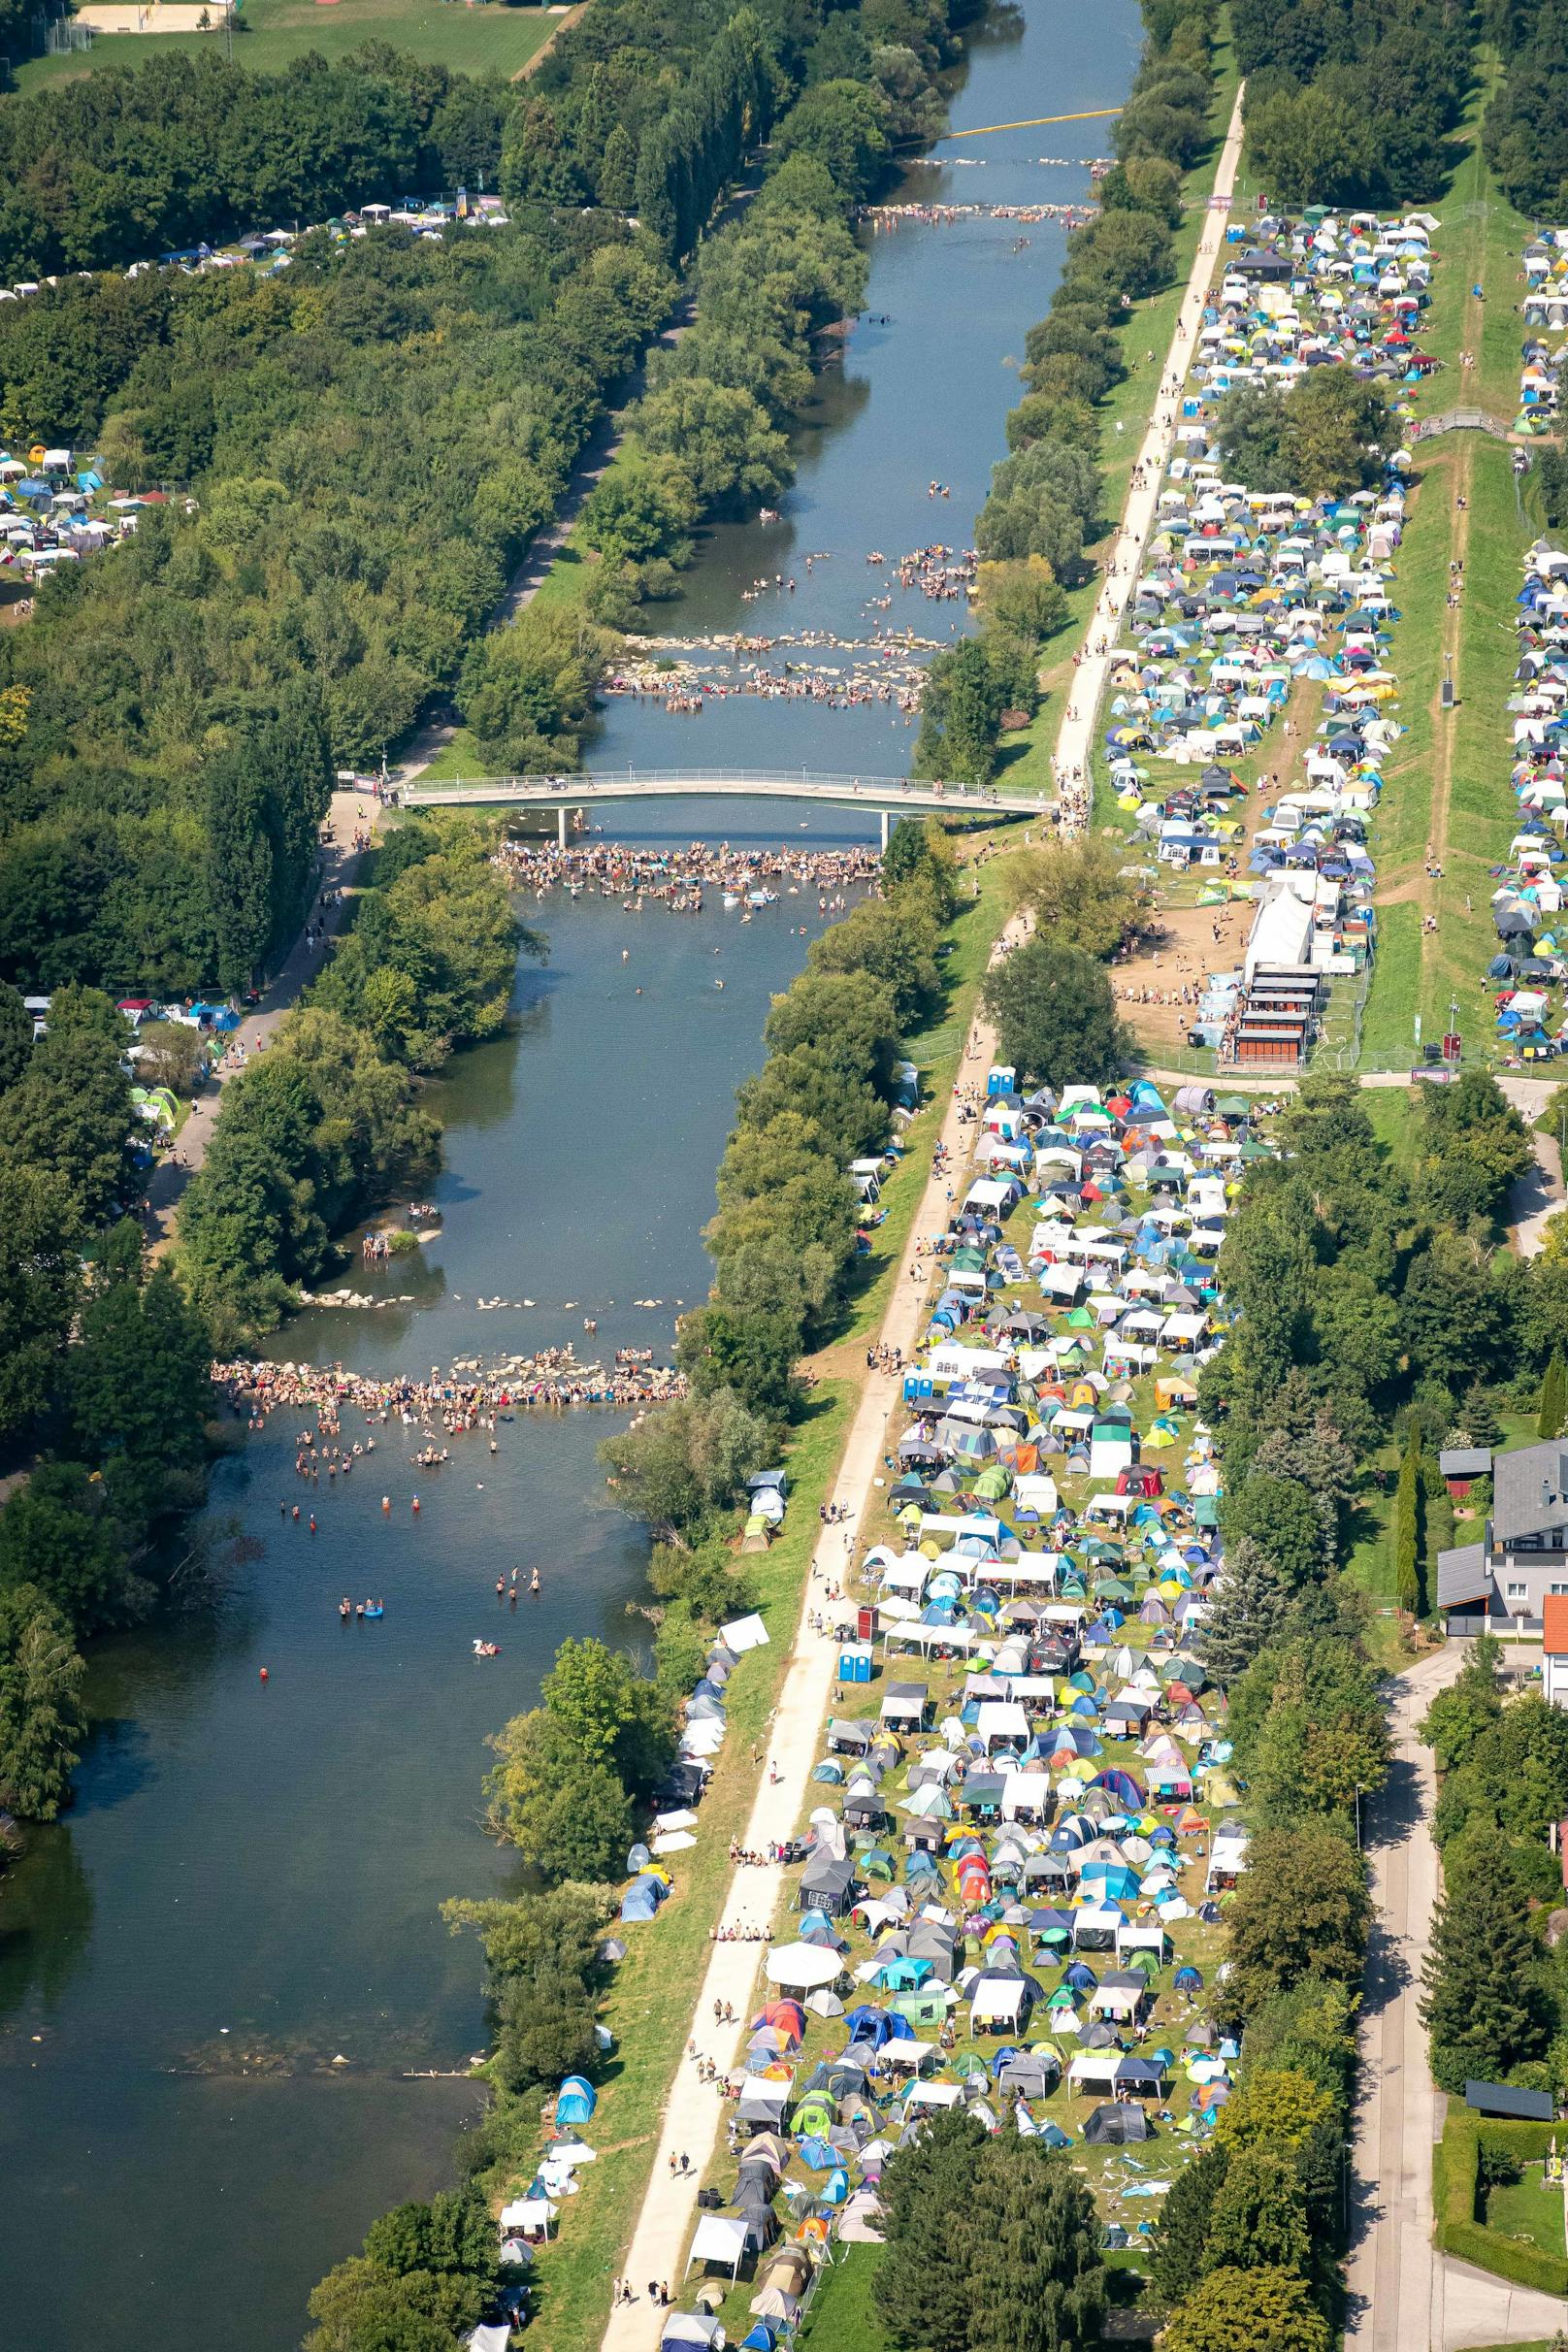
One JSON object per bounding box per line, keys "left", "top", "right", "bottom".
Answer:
{"left": 142, "top": 787, "right": 379, "bottom": 1253}
{"left": 1050, "top": 85, "right": 1245, "bottom": 825}
{"left": 599, "top": 913, "right": 1026, "bottom": 2346}
{"left": 1346, "top": 1646, "right": 1567, "bottom": 2352}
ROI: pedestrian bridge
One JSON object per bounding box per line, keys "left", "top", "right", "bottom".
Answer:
{"left": 399, "top": 768, "right": 1054, "bottom": 845}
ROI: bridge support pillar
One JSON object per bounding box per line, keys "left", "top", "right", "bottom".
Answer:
{"left": 558, "top": 805, "right": 568, "bottom": 851}
{"left": 880, "top": 806, "right": 889, "bottom": 853}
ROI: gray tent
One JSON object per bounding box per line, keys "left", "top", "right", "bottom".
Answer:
{"left": 800, "top": 1850, "right": 857, "bottom": 1917}
{"left": 1082, "top": 2103, "right": 1152, "bottom": 2144}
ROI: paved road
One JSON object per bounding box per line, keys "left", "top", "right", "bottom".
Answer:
{"left": 1051, "top": 86, "right": 1245, "bottom": 827}
{"left": 1499, "top": 1078, "right": 1563, "bottom": 1257}
{"left": 1346, "top": 1647, "right": 1567, "bottom": 2352}
{"left": 144, "top": 788, "right": 379, "bottom": 1250}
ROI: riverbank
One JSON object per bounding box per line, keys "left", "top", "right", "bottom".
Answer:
{"left": 596, "top": 896, "right": 1025, "bottom": 2351}
{"left": 995, "top": 23, "right": 1243, "bottom": 800}
{"left": 580, "top": 28, "right": 1250, "bottom": 2336}
{"left": 1052, "top": 84, "right": 1245, "bottom": 826}
{"left": 503, "top": 841, "right": 1020, "bottom": 2352}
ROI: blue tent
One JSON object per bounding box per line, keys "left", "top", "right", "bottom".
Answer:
{"left": 556, "top": 2075, "right": 597, "bottom": 2126}
{"left": 620, "top": 1871, "right": 668, "bottom": 1922}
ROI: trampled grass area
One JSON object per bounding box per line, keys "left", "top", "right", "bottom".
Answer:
{"left": 13, "top": 0, "right": 557, "bottom": 94}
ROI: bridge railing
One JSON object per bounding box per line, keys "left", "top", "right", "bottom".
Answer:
{"left": 408, "top": 768, "right": 943, "bottom": 794}
{"left": 401, "top": 768, "right": 1054, "bottom": 808}
{"left": 1408, "top": 407, "right": 1515, "bottom": 442}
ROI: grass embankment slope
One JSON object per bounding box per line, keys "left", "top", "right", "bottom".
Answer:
{"left": 998, "top": 19, "right": 1242, "bottom": 800}
{"left": 1360, "top": 58, "right": 1537, "bottom": 1067}
{"left": 12, "top": 0, "right": 559, "bottom": 93}
{"left": 520, "top": 846, "right": 1022, "bottom": 2352}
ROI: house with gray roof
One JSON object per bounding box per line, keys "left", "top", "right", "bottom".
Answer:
{"left": 1437, "top": 1439, "right": 1568, "bottom": 1635}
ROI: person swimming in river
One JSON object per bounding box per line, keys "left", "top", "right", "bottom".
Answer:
{"left": 340, "top": 1596, "right": 352, "bottom": 1620}
{"left": 530, "top": 1568, "right": 541, "bottom": 1595}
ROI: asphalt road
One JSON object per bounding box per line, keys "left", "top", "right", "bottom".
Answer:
{"left": 1346, "top": 1648, "right": 1567, "bottom": 2351}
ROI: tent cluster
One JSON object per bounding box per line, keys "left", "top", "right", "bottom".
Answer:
{"left": 1098, "top": 210, "right": 1440, "bottom": 1063}
{"left": 497, "top": 2076, "right": 601, "bottom": 2264}
{"left": 670, "top": 1082, "right": 1272, "bottom": 2319}
{"left": 1495, "top": 538, "right": 1568, "bottom": 1057}
{"left": 0, "top": 450, "right": 131, "bottom": 576}
{"left": 1519, "top": 232, "right": 1568, "bottom": 432}
{"left": 621, "top": 1610, "right": 774, "bottom": 1922}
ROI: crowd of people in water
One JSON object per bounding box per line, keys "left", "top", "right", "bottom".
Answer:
{"left": 857, "top": 199, "right": 1096, "bottom": 231}
{"left": 212, "top": 1351, "right": 688, "bottom": 1426}
{"left": 492, "top": 837, "right": 884, "bottom": 905}
{"left": 604, "top": 646, "right": 931, "bottom": 719}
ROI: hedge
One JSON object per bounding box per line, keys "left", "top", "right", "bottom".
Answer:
{"left": 1433, "top": 2107, "right": 1568, "bottom": 2295}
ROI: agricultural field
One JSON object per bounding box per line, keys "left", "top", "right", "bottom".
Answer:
{"left": 12, "top": 0, "right": 560, "bottom": 93}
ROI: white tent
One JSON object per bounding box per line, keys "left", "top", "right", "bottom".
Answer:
{"left": 686, "top": 2215, "right": 748, "bottom": 2279}
{"left": 663, "top": 2311, "right": 726, "bottom": 2346}
{"left": 766, "top": 1942, "right": 842, "bottom": 1989}
{"left": 969, "top": 1977, "right": 1028, "bottom": 2027}
{"left": 903, "top": 2079, "right": 964, "bottom": 2109}
{"left": 721, "top": 1613, "right": 769, "bottom": 1653}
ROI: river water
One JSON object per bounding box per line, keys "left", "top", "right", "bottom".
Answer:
{"left": 0, "top": 6, "right": 1138, "bottom": 2344}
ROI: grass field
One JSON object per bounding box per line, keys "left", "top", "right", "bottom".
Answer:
{"left": 1485, "top": 2165, "right": 1568, "bottom": 2259}
{"left": 1357, "top": 55, "right": 1540, "bottom": 1071}
{"left": 799, "top": 2241, "right": 887, "bottom": 2348}
{"left": 12, "top": 0, "right": 559, "bottom": 93}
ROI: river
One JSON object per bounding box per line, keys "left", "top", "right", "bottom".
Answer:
{"left": 0, "top": 5, "right": 1139, "bottom": 2344}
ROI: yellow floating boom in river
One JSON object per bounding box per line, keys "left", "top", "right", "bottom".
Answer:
{"left": 931, "top": 106, "right": 1123, "bottom": 140}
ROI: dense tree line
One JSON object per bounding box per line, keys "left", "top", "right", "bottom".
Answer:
{"left": 0, "top": 49, "right": 512, "bottom": 278}
{"left": 302, "top": 2182, "right": 506, "bottom": 2352}
{"left": 1237, "top": 0, "right": 1472, "bottom": 207}
{"left": 176, "top": 823, "right": 523, "bottom": 1333}
{"left": 873, "top": 2107, "right": 1107, "bottom": 2352}
{"left": 1143, "top": 1070, "right": 1556, "bottom": 2343}
{"left": 1421, "top": 1638, "right": 1568, "bottom": 2096}
{"left": 1215, "top": 370, "right": 1399, "bottom": 501}
{"left": 912, "top": 0, "right": 1212, "bottom": 785}
{"left": 1484, "top": 0, "right": 1568, "bottom": 213}
{"left": 0, "top": 216, "right": 670, "bottom": 996}
{"left": 0, "top": 985, "right": 215, "bottom": 1822}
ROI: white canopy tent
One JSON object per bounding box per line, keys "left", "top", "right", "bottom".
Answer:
{"left": 685, "top": 2216, "right": 748, "bottom": 2279}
